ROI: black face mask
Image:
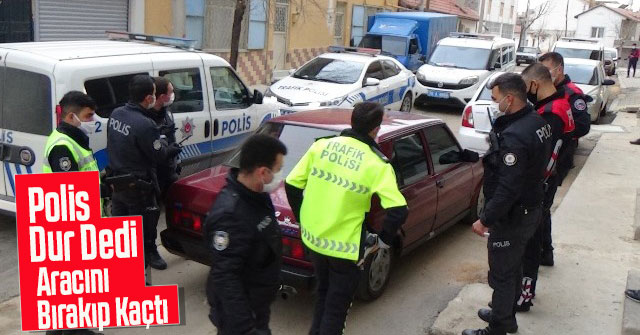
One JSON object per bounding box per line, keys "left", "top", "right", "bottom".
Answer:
{"left": 527, "top": 83, "right": 538, "bottom": 104}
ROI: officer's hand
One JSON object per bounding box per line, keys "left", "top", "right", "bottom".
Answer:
{"left": 167, "top": 143, "right": 182, "bottom": 158}
{"left": 377, "top": 238, "right": 391, "bottom": 250}
{"left": 472, "top": 219, "right": 489, "bottom": 237}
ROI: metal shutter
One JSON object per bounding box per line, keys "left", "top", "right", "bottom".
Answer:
{"left": 36, "top": 0, "right": 128, "bottom": 41}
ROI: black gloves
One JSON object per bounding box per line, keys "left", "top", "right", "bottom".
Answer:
{"left": 167, "top": 142, "right": 182, "bottom": 158}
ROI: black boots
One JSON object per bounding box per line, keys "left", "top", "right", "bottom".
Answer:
{"left": 477, "top": 309, "right": 518, "bottom": 333}
{"left": 147, "top": 247, "right": 168, "bottom": 270}
{"left": 462, "top": 327, "right": 505, "bottom": 335}
{"left": 540, "top": 249, "right": 554, "bottom": 266}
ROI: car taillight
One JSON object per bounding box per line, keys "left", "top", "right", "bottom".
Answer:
{"left": 171, "top": 206, "right": 204, "bottom": 232}
{"left": 462, "top": 106, "right": 474, "bottom": 128}
{"left": 55, "top": 105, "right": 62, "bottom": 125}
{"left": 282, "top": 236, "right": 305, "bottom": 260}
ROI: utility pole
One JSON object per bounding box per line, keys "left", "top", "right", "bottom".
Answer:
{"left": 478, "top": 0, "right": 486, "bottom": 33}
{"left": 564, "top": 0, "right": 569, "bottom": 37}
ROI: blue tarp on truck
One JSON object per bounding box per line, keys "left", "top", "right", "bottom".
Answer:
{"left": 360, "top": 12, "right": 457, "bottom": 71}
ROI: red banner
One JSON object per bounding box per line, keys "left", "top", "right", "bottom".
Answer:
{"left": 15, "top": 171, "right": 180, "bottom": 331}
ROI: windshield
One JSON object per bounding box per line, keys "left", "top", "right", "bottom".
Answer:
{"left": 428, "top": 45, "right": 491, "bottom": 70}
{"left": 226, "top": 123, "right": 339, "bottom": 176}
{"left": 564, "top": 63, "right": 598, "bottom": 85}
{"left": 518, "top": 47, "right": 538, "bottom": 53}
{"left": 554, "top": 47, "right": 601, "bottom": 61}
{"left": 605, "top": 50, "right": 616, "bottom": 59}
{"left": 293, "top": 57, "right": 365, "bottom": 84}
{"left": 359, "top": 35, "right": 407, "bottom": 56}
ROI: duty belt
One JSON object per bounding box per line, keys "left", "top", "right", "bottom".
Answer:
{"left": 104, "top": 173, "right": 155, "bottom": 193}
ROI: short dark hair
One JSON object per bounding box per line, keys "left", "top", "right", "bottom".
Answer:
{"left": 538, "top": 52, "right": 564, "bottom": 67}
{"left": 351, "top": 102, "right": 384, "bottom": 135}
{"left": 521, "top": 63, "right": 553, "bottom": 83}
{"left": 154, "top": 77, "right": 171, "bottom": 97}
{"left": 128, "top": 74, "right": 155, "bottom": 103}
{"left": 59, "top": 91, "right": 97, "bottom": 118}
{"left": 239, "top": 134, "right": 287, "bottom": 173}
{"left": 487, "top": 73, "right": 527, "bottom": 102}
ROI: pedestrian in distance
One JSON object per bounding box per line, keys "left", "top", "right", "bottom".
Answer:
{"left": 204, "top": 134, "right": 287, "bottom": 335}
{"left": 628, "top": 43, "right": 639, "bottom": 78}
{"left": 463, "top": 73, "right": 551, "bottom": 335}
{"left": 285, "top": 101, "right": 408, "bottom": 335}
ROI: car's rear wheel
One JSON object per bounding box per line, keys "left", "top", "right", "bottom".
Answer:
{"left": 400, "top": 93, "right": 412, "bottom": 113}
{"left": 464, "top": 185, "right": 484, "bottom": 224}
{"left": 356, "top": 246, "right": 394, "bottom": 301}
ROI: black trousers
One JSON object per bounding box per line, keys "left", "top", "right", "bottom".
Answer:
{"left": 488, "top": 207, "right": 541, "bottom": 332}
{"left": 541, "top": 176, "right": 559, "bottom": 253}
{"left": 521, "top": 215, "right": 544, "bottom": 299}
{"left": 111, "top": 190, "right": 160, "bottom": 256}
{"left": 309, "top": 250, "right": 361, "bottom": 335}
{"left": 629, "top": 58, "right": 638, "bottom": 76}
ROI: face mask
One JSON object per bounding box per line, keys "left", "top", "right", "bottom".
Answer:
{"left": 73, "top": 114, "right": 96, "bottom": 135}
{"left": 489, "top": 96, "right": 509, "bottom": 122}
{"left": 163, "top": 93, "right": 175, "bottom": 107}
{"left": 147, "top": 95, "right": 157, "bottom": 109}
{"left": 263, "top": 169, "right": 283, "bottom": 193}
{"left": 527, "top": 83, "right": 538, "bottom": 104}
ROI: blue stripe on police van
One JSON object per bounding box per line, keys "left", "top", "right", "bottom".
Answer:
{"left": 14, "top": 164, "right": 22, "bottom": 175}
{"left": 4, "top": 162, "right": 15, "bottom": 194}
{"left": 26, "top": 165, "right": 32, "bottom": 174}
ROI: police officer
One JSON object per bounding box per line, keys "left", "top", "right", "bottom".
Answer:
{"left": 539, "top": 52, "right": 591, "bottom": 266}
{"left": 150, "top": 76, "right": 179, "bottom": 199}
{"left": 204, "top": 134, "right": 287, "bottom": 335}
{"left": 516, "top": 63, "right": 574, "bottom": 312}
{"left": 106, "top": 75, "right": 182, "bottom": 271}
{"left": 285, "top": 102, "right": 408, "bottom": 335}
{"left": 463, "top": 73, "right": 551, "bottom": 335}
{"left": 45, "top": 91, "right": 102, "bottom": 335}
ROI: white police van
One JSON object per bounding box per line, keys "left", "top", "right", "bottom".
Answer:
{"left": 265, "top": 46, "right": 417, "bottom": 113}
{"left": 0, "top": 32, "right": 280, "bottom": 213}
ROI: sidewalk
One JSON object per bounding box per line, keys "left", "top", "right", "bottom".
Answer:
{"left": 611, "top": 69, "right": 640, "bottom": 112}
{"left": 430, "top": 101, "right": 640, "bottom": 334}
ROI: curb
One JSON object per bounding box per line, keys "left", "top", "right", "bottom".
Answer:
{"left": 635, "top": 189, "right": 640, "bottom": 241}
{"left": 623, "top": 270, "right": 640, "bottom": 335}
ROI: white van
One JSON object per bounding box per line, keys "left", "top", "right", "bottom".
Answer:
{"left": 552, "top": 37, "right": 604, "bottom": 62}
{"left": 0, "top": 32, "right": 280, "bottom": 213}
{"left": 415, "top": 32, "right": 516, "bottom": 108}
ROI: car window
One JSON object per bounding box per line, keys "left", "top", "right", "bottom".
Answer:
{"left": 383, "top": 60, "right": 401, "bottom": 78}
{"left": 500, "top": 47, "right": 509, "bottom": 65}
{"left": 294, "top": 57, "right": 365, "bottom": 84}
{"left": 554, "top": 47, "right": 601, "bottom": 61}
{"left": 508, "top": 46, "right": 515, "bottom": 63}
{"left": 365, "top": 61, "right": 385, "bottom": 80}
{"left": 210, "top": 67, "right": 250, "bottom": 110}
{"left": 392, "top": 133, "right": 429, "bottom": 186}
{"left": 159, "top": 68, "right": 204, "bottom": 113}
{"left": 85, "top": 73, "right": 146, "bottom": 118}
{"left": 564, "top": 63, "right": 598, "bottom": 85}
{"left": 4, "top": 68, "right": 52, "bottom": 136}
{"left": 429, "top": 45, "right": 492, "bottom": 70}
{"left": 409, "top": 38, "right": 419, "bottom": 54}
{"left": 424, "top": 126, "right": 460, "bottom": 174}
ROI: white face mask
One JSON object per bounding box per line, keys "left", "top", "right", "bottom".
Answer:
{"left": 164, "top": 93, "right": 175, "bottom": 107}
{"left": 488, "top": 96, "right": 510, "bottom": 123}
{"left": 263, "top": 170, "right": 283, "bottom": 193}
{"left": 73, "top": 114, "right": 97, "bottom": 135}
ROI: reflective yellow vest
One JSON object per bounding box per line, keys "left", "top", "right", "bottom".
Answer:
{"left": 286, "top": 136, "right": 406, "bottom": 261}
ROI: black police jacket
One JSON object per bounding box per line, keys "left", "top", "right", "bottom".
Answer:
{"left": 106, "top": 102, "right": 176, "bottom": 180}
{"left": 480, "top": 105, "right": 552, "bottom": 228}
{"left": 150, "top": 107, "right": 179, "bottom": 191}
{"left": 204, "top": 169, "right": 282, "bottom": 334}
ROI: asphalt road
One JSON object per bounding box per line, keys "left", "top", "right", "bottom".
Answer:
{"left": 0, "top": 71, "right": 617, "bottom": 334}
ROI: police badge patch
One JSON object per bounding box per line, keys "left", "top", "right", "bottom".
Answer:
{"left": 574, "top": 99, "right": 587, "bottom": 111}
{"left": 59, "top": 157, "right": 71, "bottom": 171}
{"left": 503, "top": 153, "right": 517, "bottom": 166}
{"left": 213, "top": 231, "right": 229, "bottom": 251}
{"left": 153, "top": 139, "right": 162, "bottom": 151}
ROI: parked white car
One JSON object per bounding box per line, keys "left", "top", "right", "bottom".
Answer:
{"left": 564, "top": 58, "right": 615, "bottom": 122}
{"left": 552, "top": 37, "right": 604, "bottom": 62}
{"left": 415, "top": 33, "right": 516, "bottom": 108}
{"left": 265, "top": 47, "right": 417, "bottom": 113}
{"left": 457, "top": 72, "right": 503, "bottom": 154}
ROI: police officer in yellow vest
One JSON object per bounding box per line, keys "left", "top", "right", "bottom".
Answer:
{"left": 44, "top": 91, "right": 103, "bottom": 335}
{"left": 285, "top": 102, "right": 408, "bottom": 335}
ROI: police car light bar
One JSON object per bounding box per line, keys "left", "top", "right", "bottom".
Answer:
{"left": 559, "top": 37, "right": 599, "bottom": 44}
{"left": 449, "top": 32, "right": 496, "bottom": 40}
{"left": 327, "top": 45, "right": 380, "bottom": 56}
{"left": 106, "top": 31, "right": 198, "bottom": 50}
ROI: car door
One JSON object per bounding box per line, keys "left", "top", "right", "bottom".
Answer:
{"left": 388, "top": 132, "right": 437, "bottom": 245}
{"left": 360, "top": 60, "right": 386, "bottom": 104}
{"left": 0, "top": 51, "right": 9, "bottom": 201}
{"left": 152, "top": 53, "right": 212, "bottom": 176}
{"left": 424, "top": 124, "right": 473, "bottom": 231}
{"left": 382, "top": 60, "right": 410, "bottom": 110}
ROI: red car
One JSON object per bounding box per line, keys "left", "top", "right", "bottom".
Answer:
{"left": 161, "top": 109, "right": 484, "bottom": 300}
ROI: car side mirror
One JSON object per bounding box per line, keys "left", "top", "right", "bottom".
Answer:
{"left": 288, "top": 68, "right": 296, "bottom": 75}
{"left": 420, "top": 55, "right": 427, "bottom": 62}
{"left": 492, "top": 63, "right": 502, "bottom": 70}
{"left": 603, "top": 79, "right": 615, "bottom": 86}
{"left": 409, "top": 44, "right": 418, "bottom": 54}
{"left": 439, "top": 150, "right": 461, "bottom": 165}
{"left": 253, "top": 89, "right": 264, "bottom": 104}
{"left": 461, "top": 149, "right": 480, "bottom": 162}
{"left": 364, "top": 77, "right": 380, "bottom": 87}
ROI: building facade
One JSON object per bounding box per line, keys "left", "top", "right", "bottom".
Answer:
{"left": 575, "top": 4, "right": 640, "bottom": 48}
{"left": 478, "top": 0, "right": 517, "bottom": 39}
{"left": 523, "top": 0, "right": 589, "bottom": 52}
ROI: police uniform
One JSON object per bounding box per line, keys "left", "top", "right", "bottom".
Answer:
{"left": 150, "top": 106, "right": 179, "bottom": 198}
{"left": 285, "top": 129, "right": 408, "bottom": 335}
{"left": 479, "top": 105, "right": 551, "bottom": 334}
{"left": 106, "top": 102, "right": 181, "bottom": 267}
{"left": 204, "top": 169, "right": 282, "bottom": 335}
{"left": 518, "top": 92, "right": 573, "bottom": 309}
{"left": 556, "top": 74, "right": 590, "bottom": 182}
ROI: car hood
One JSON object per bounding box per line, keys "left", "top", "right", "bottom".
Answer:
{"left": 269, "top": 76, "right": 356, "bottom": 105}
{"left": 418, "top": 64, "right": 488, "bottom": 84}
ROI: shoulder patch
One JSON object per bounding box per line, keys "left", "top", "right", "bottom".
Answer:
{"left": 59, "top": 157, "right": 72, "bottom": 171}
{"left": 212, "top": 231, "right": 229, "bottom": 251}
{"left": 574, "top": 99, "right": 587, "bottom": 112}
{"left": 503, "top": 153, "right": 517, "bottom": 166}
{"left": 153, "top": 139, "right": 162, "bottom": 150}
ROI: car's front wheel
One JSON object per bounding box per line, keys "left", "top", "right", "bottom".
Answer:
{"left": 400, "top": 93, "right": 413, "bottom": 113}
{"left": 356, "top": 245, "right": 394, "bottom": 301}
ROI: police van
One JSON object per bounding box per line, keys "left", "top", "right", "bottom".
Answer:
{"left": 264, "top": 46, "right": 417, "bottom": 114}
{"left": 0, "top": 32, "right": 280, "bottom": 213}
{"left": 552, "top": 37, "right": 605, "bottom": 63}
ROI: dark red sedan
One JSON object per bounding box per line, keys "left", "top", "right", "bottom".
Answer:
{"left": 161, "top": 108, "right": 484, "bottom": 300}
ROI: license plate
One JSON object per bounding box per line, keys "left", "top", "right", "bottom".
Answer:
{"left": 427, "top": 90, "right": 450, "bottom": 99}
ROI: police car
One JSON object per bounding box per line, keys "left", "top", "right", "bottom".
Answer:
{"left": 0, "top": 32, "right": 281, "bottom": 213}
{"left": 265, "top": 46, "right": 417, "bottom": 113}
